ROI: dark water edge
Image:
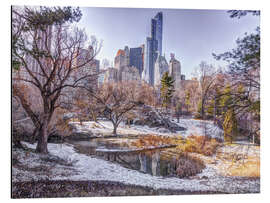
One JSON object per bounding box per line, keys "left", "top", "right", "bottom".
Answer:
{"left": 12, "top": 179, "right": 251, "bottom": 199}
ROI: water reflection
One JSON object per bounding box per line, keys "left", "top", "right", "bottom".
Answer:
{"left": 70, "top": 138, "right": 177, "bottom": 177}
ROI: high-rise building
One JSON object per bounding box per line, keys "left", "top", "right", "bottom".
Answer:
{"left": 72, "top": 47, "right": 100, "bottom": 91}
{"left": 114, "top": 49, "right": 128, "bottom": 70}
{"left": 129, "top": 47, "right": 144, "bottom": 77}
{"left": 152, "top": 12, "right": 163, "bottom": 55}
{"left": 142, "top": 12, "right": 163, "bottom": 86}
{"left": 169, "top": 53, "right": 182, "bottom": 89}
{"left": 104, "top": 67, "right": 118, "bottom": 83}
{"left": 120, "top": 66, "right": 141, "bottom": 82}
{"left": 114, "top": 46, "right": 143, "bottom": 81}
{"left": 154, "top": 54, "right": 169, "bottom": 86}
{"left": 18, "top": 25, "right": 53, "bottom": 85}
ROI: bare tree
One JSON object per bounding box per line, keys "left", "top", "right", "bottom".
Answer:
{"left": 193, "top": 61, "right": 216, "bottom": 119}
{"left": 12, "top": 7, "right": 101, "bottom": 153}
{"left": 91, "top": 82, "right": 144, "bottom": 135}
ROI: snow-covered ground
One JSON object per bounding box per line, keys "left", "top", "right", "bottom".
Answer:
{"left": 12, "top": 142, "right": 259, "bottom": 194}
{"left": 174, "top": 118, "right": 224, "bottom": 139}
{"left": 71, "top": 120, "right": 179, "bottom": 137}
{"left": 70, "top": 118, "right": 223, "bottom": 139}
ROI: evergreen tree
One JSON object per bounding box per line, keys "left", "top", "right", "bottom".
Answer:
{"left": 220, "top": 84, "right": 233, "bottom": 115}
{"left": 223, "top": 108, "right": 238, "bottom": 143}
{"left": 160, "top": 72, "right": 175, "bottom": 109}
{"left": 185, "top": 90, "right": 191, "bottom": 112}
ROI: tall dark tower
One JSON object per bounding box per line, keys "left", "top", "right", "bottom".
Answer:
{"left": 153, "top": 12, "right": 163, "bottom": 55}
{"left": 142, "top": 12, "right": 163, "bottom": 85}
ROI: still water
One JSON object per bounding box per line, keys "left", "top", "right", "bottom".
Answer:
{"left": 69, "top": 138, "right": 178, "bottom": 177}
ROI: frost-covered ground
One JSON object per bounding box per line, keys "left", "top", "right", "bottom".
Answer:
{"left": 12, "top": 119, "right": 259, "bottom": 194}
{"left": 70, "top": 118, "right": 223, "bottom": 139}
{"left": 70, "top": 120, "right": 179, "bottom": 137}
{"left": 12, "top": 142, "right": 259, "bottom": 194}
{"left": 174, "top": 118, "right": 224, "bottom": 139}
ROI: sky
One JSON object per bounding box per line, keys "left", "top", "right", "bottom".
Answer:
{"left": 76, "top": 7, "right": 260, "bottom": 79}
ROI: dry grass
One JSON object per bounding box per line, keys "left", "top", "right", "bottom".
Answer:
{"left": 228, "top": 159, "right": 260, "bottom": 177}
{"left": 177, "top": 135, "right": 221, "bottom": 156}
{"left": 216, "top": 145, "right": 260, "bottom": 178}
{"left": 130, "top": 134, "right": 173, "bottom": 148}
{"left": 130, "top": 134, "right": 221, "bottom": 157}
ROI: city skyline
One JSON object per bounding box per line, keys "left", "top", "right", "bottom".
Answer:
{"left": 76, "top": 7, "right": 259, "bottom": 79}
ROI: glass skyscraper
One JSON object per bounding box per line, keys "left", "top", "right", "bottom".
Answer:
{"left": 143, "top": 12, "right": 163, "bottom": 85}
{"left": 152, "top": 12, "right": 163, "bottom": 55}
{"left": 129, "top": 47, "right": 143, "bottom": 77}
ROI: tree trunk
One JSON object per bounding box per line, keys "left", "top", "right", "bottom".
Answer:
{"left": 201, "top": 97, "right": 205, "bottom": 120}
{"left": 36, "top": 120, "right": 49, "bottom": 154}
{"left": 113, "top": 124, "right": 117, "bottom": 135}
{"left": 13, "top": 139, "right": 24, "bottom": 149}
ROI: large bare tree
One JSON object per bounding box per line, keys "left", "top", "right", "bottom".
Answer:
{"left": 12, "top": 6, "right": 101, "bottom": 153}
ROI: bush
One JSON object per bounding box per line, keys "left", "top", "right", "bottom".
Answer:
{"left": 175, "top": 153, "right": 205, "bottom": 178}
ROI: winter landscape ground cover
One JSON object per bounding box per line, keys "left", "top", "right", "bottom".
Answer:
{"left": 12, "top": 119, "right": 260, "bottom": 198}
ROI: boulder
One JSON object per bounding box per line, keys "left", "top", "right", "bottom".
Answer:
{"left": 12, "top": 117, "right": 36, "bottom": 143}
{"left": 134, "top": 105, "right": 186, "bottom": 133}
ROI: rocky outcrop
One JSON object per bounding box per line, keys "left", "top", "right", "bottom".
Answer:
{"left": 133, "top": 105, "right": 186, "bottom": 133}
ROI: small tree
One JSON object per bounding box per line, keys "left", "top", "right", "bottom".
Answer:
{"left": 92, "top": 82, "right": 144, "bottom": 135}
{"left": 160, "top": 72, "right": 175, "bottom": 110}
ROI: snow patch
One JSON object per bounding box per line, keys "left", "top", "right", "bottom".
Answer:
{"left": 12, "top": 142, "right": 259, "bottom": 193}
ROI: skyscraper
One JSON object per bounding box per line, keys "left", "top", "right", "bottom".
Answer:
{"left": 152, "top": 12, "right": 163, "bottom": 55}
{"left": 169, "top": 53, "right": 182, "bottom": 89}
{"left": 142, "top": 12, "right": 163, "bottom": 85}
{"left": 129, "top": 47, "right": 144, "bottom": 77}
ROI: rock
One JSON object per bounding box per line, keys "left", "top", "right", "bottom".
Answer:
{"left": 63, "top": 113, "right": 77, "bottom": 121}
{"left": 201, "top": 175, "right": 208, "bottom": 180}
{"left": 12, "top": 118, "right": 36, "bottom": 143}
{"left": 133, "top": 105, "right": 186, "bottom": 133}
{"left": 158, "top": 128, "right": 171, "bottom": 133}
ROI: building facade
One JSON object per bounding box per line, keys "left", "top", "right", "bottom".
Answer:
{"left": 152, "top": 12, "right": 163, "bottom": 55}
{"left": 73, "top": 47, "right": 100, "bottom": 91}
{"left": 129, "top": 47, "right": 144, "bottom": 77}
{"left": 154, "top": 54, "right": 169, "bottom": 86}
{"left": 120, "top": 66, "right": 141, "bottom": 82}
{"left": 143, "top": 12, "right": 163, "bottom": 86}
{"left": 114, "top": 49, "right": 129, "bottom": 70}
{"left": 104, "top": 67, "right": 118, "bottom": 83}
{"left": 169, "top": 53, "right": 181, "bottom": 89}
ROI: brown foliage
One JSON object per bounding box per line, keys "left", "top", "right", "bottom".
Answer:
{"left": 130, "top": 135, "right": 172, "bottom": 148}
{"left": 182, "top": 135, "right": 221, "bottom": 156}
{"left": 175, "top": 153, "right": 205, "bottom": 178}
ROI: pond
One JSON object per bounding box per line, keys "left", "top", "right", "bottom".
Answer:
{"left": 67, "top": 119, "right": 221, "bottom": 177}
{"left": 69, "top": 138, "right": 181, "bottom": 177}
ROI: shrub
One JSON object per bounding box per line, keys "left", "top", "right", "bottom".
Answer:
{"left": 180, "top": 135, "right": 221, "bottom": 156}
{"left": 130, "top": 134, "right": 172, "bottom": 148}
{"left": 175, "top": 153, "right": 205, "bottom": 178}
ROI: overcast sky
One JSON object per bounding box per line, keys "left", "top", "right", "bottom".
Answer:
{"left": 76, "top": 7, "right": 260, "bottom": 79}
